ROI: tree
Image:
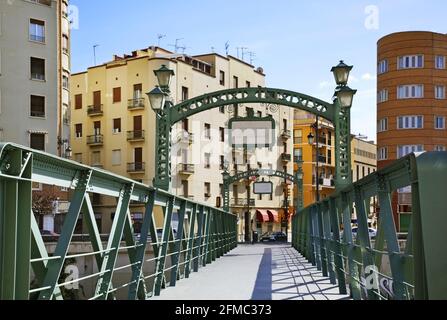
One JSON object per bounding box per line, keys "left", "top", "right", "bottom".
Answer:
{"left": 32, "top": 189, "right": 57, "bottom": 216}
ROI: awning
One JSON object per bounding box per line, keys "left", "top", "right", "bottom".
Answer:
{"left": 256, "top": 210, "right": 270, "bottom": 223}
{"left": 267, "top": 210, "right": 280, "bottom": 223}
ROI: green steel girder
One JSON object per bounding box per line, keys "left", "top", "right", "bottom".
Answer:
{"left": 154, "top": 87, "right": 352, "bottom": 192}
{"left": 0, "top": 143, "right": 237, "bottom": 300}
{"left": 292, "top": 151, "right": 447, "bottom": 300}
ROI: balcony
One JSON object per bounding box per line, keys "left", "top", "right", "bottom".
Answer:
{"left": 30, "top": 110, "right": 45, "bottom": 118}
{"left": 281, "top": 129, "right": 291, "bottom": 140}
{"left": 281, "top": 153, "right": 292, "bottom": 162}
{"left": 63, "top": 114, "right": 70, "bottom": 125}
{"left": 87, "top": 135, "right": 103, "bottom": 146}
{"left": 127, "top": 130, "right": 145, "bottom": 142}
{"left": 313, "top": 155, "right": 328, "bottom": 165}
{"left": 179, "top": 164, "right": 195, "bottom": 175}
{"left": 30, "top": 34, "right": 45, "bottom": 43}
{"left": 312, "top": 176, "right": 335, "bottom": 188}
{"left": 127, "top": 162, "right": 145, "bottom": 173}
{"left": 31, "top": 73, "right": 45, "bottom": 81}
{"left": 177, "top": 132, "right": 194, "bottom": 144}
{"left": 87, "top": 105, "right": 103, "bottom": 117}
{"left": 128, "top": 98, "right": 145, "bottom": 110}
{"left": 231, "top": 198, "right": 256, "bottom": 207}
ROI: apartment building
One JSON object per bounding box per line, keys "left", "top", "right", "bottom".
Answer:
{"left": 377, "top": 31, "right": 447, "bottom": 231}
{"left": 293, "top": 111, "right": 377, "bottom": 210}
{"left": 0, "top": 0, "right": 71, "bottom": 232}
{"left": 70, "top": 46, "right": 294, "bottom": 237}
{"left": 0, "top": 0, "right": 71, "bottom": 156}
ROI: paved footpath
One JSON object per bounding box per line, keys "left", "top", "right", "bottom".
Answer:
{"left": 151, "top": 244, "right": 351, "bottom": 300}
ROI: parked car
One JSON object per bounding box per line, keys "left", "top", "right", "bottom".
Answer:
{"left": 341, "top": 227, "right": 377, "bottom": 239}
{"left": 260, "top": 232, "right": 288, "bottom": 242}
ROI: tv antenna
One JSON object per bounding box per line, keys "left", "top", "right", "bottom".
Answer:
{"left": 178, "top": 45, "right": 190, "bottom": 54}
{"left": 157, "top": 34, "right": 166, "bottom": 47}
{"left": 93, "top": 44, "right": 99, "bottom": 66}
{"left": 168, "top": 38, "right": 184, "bottom": 53}
{"left": 240, "top": 47, "right": 248, "bottom": 61}
{"left": 211, "top": 46, "right": 215, "bottom": 53}
{"left": 248, "top": 51, "right": 256, "bottom": 64}
{"left": 356, "top": 133, "right": 368, "bottom": 140}
{"left": 225, "top": 41, "right": 230, "bottom": 55}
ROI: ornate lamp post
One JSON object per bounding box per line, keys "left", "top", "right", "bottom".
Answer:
{"left": 147, "top": 65, "right": 175, "bottom": 190}
{"left": 308, "top": 118, "right": 321, "bottom": 202}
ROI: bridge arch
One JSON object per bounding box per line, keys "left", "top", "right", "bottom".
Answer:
{"left": 154, "top": 87, "right": 352, "bottom": 192}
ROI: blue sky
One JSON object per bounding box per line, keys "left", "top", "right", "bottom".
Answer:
{"left": 70, "top": 0, "right": 447, "bottom": 141}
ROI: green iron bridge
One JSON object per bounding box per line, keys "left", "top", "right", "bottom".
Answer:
{"left": 0, "top": 143, "right": 446, "bottom": 300}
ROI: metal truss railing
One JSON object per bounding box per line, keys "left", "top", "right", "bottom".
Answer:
{"left": 0, "top": 143, "right": 237, "bottom": 300}
{"left": 292, "top": 152, "right": 447, "bottom": 300}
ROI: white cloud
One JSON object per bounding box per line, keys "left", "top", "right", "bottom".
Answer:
{"left": 319, "top": 81, "right": 331, "bottom": 88}
{"left": 361, "top": 73, "right": 376, "bottom": 81}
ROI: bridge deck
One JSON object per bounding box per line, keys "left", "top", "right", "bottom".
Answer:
{"left": 152, "top": 244, "right": 351, "bottom": 301}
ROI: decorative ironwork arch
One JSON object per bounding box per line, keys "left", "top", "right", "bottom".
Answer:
{"left": 153, "top": 87, "right": 352, "bottom": 192}
{"left": 170, "top": 88, "right": 334, "bottom": 124}
{"left": 221, "top": 169, "right": 300, "bottom": 212}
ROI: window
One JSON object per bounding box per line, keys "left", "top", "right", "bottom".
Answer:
{"left": 31, "top": 57, "right": 45, "bottom": 80}
{"left": 435, "top": 86, "right": 445, "bottom": 99}
{"left": 294, "top": 130, "right": 302, "bottom": 144}
{"left": 75, "top": 94, "right": 82, "bottom": 109}
{"left": 378, "top": 118, "right": 388, "bottom": 132}
{"left": 377, "top": 89, "right": 388, "bottom": 103}
{"left": 30, "top": 95, "right": 45, "bottom": 118}
{"left": 62, "top": 34, "right": 69, "bottom": 54}
{"left": 219, "top": 106, "right": 225, "bottom": 114}
{"left": 220, "top": 155, "right": 225, "bottom": 170}
{"left": 91, "top": 151, "right": 101, "bottom": 166}
{"left": 233, "top": 76, "right": 239, "bottom": 88}
{"left": 398, "top": 55, "right": 424, "bottom": 69}
{"left": 435, "top": 56, "right": 445, "bottom": 69}
{"left": 62, "top": 75, "right": 69, "bottom": 89}
{"left": 398, "top": 116, "right": 423, "bottom": 129}
{"left": 246, "top": 81, "right": 251, "bottom": 88}
{"left": 219, "top": 127, "right": 225, "bottom": 142}
{"left": 75, "top": 124, "right": 82, "bottom": 138}
{"left": 257, "top": 111, "right": 262, "bottom": 118}
{"left": 378, "top": 147, "right": 388, "bottom": 161}
{"left": 113, "top": 118, "right": 121, "bottom": 133}
{"left": 397, "top": 145, "right": 424, "bottom": 158}
{"left": 378, "top": 59, "right": 388, "bottom": 74}
{"left": 133, "top": 84, "right": 142, "bottom": 99}
{"left": 181, "top": 86, "right": 189, "bottom": 101}
{"left": 204, "top": 123, "right": 211, "bottom": 139}
{"left": 74, "top": 153, "right": 82, "bottom": 163}
{"left": 113, "top": 87, "right": 121, "bottom": 103}
{"left": 219, "top": 71, "right": 225, "bottom": 86}
{"left": 204, "top": 153, "right": 211, "bottom": 169}
{"left": 434, "top": 145, "right": 446, "bottom": 152}
{"left": 112, "top": 150, "right": 121, "bottom": 166}
{"left": 397, "top": 85, "right": 424, "bottom": 99}
{"left": 294, "top": 148, "right": 303, "bottom": 162}
{"left": 29, "top": 19, "right": 45, "bottom": 43}
{"left": 30, "top": 133, "right": 45, "bottom": 151}
{"left": 204, "top": 182, "right": 211, "bottom": 198}
{"left": 435, "top": 116, "right": 445, "bottom": 129}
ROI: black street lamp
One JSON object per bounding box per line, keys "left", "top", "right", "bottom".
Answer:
{"left": 308, "top": 117, "right": 321, "bottom": 202}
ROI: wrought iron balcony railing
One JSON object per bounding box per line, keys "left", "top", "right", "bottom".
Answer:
{"left": 281, "top": 129, "right": 292, "bottom": 139}
{"left": 127, "top": 162, "right": 145, "bottom": 173}
{"left": 128, "top": 98, "right": 145, "bottom": 110}
{"left": 86, "top": 135, "right": 103, "bottom": 145}
{"left": 230, "top": 198, "right": 256, "bottom": 207}
{"left": 87, "top": 105, "right": 103, "bottom": 116}
{"left": 179, "top": 164, "right": 195, "bottom": 175}
{"left": 281, "top": 153, "right": 292, "bottom": 162}
{"left": 127, "top": 130, "right": 145, "bottom": 141}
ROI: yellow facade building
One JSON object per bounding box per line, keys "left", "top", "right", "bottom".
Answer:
{"left": 293, "top": 111, "right": 377, "bottom": 211}
{"left": 70, "top": 47, "right": 294, "bottom": 239}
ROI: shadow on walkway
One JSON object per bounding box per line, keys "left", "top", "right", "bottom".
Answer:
{"left": 251, "top": 248, "right": 273, "bottom": 300}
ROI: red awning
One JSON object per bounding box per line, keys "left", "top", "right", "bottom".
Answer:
{"left": 256, "top": 210, "right": 270, "bottom": 223}
{"left": 267, "top": 210, "right": 280, "bottom": 223}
